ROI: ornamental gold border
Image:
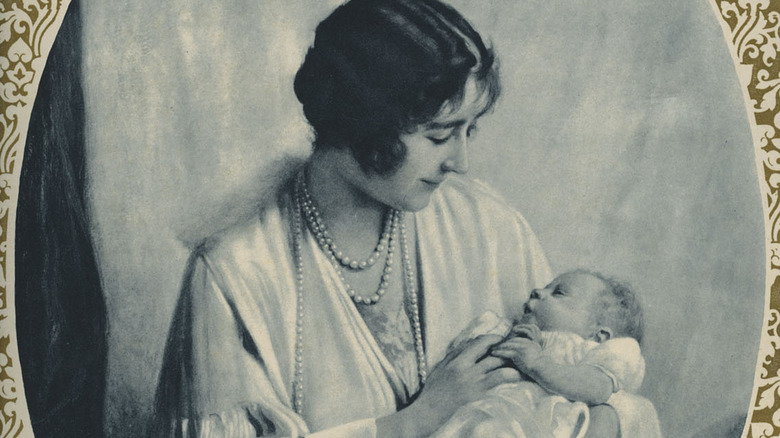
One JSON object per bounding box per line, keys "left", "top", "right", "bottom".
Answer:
{"left": 0, "top": 1, "right": 778, "bottom": 437}
{"left": 714, "top": 0, "right": 780, "bottom": 436}
{"left": 0, "top": 0, "right": 68, "bottom": 436}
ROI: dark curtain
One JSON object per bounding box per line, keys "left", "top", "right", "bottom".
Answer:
{"left": 15, "top": 0, "right": 107, "bottom": 436}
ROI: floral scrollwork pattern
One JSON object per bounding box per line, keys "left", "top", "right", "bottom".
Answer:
{"left": 716, "top": 0, "right": 780, "bottom": 436}
{"left": 0, "top": 0, "right": 67, "bottom": 436}
{"left": 0, "top": 0, "right": 779, "bottom": 437}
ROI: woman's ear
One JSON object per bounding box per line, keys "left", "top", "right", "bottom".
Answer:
{"left": 594, "top": 327, "right": 613, "bottom": 343}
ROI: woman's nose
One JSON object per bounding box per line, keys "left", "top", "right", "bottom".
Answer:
{"left": 441, "top": 134, "right": 469, "bottom": 174}
{"left": 529, "top": 289, "right": 541, "bottom": 300}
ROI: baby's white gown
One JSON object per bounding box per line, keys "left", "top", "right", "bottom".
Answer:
{"left": 431, "top": 312, "right": 659, "bottom": 438}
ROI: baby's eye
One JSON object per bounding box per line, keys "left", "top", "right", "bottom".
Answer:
{"left": 552, "top": 286, "right": 565, "bottom": 296}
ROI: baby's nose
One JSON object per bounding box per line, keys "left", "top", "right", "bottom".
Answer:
{"left": 529, "top": 289, "right": 541, "bottom": 300}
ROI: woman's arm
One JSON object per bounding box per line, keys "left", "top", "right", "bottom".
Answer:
{"left": 491, "top": 337, "right": 613, "bottom": 405}
{"left": 584, "top": 405, "right": 620, "bottom": 438}
{"left": 154, "top": 256, "right": 521, "bottom": 438}
{"left": 150, "top": 256, "right": 308, "bottom": 437}
{"left": 376, "top": 335, "right": 522, "bottom": 438}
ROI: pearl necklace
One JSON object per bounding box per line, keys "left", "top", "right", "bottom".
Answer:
{"left": 400, "top": 218, "right": 427, "bottom": 385}
{"left": 298, "top": 173, "right": 393, "bottom": 271}
{"left": 297, "top": 172, "right": 399, "bottom": 305}
{"left": 290, "top": 180, "right": 427, "bottom": 416}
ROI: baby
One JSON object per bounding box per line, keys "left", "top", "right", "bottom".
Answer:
{"left": 432, "top": 269, "right": 654, "bottom": 438}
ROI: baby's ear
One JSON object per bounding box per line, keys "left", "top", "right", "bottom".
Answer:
{"left": 594, "top": 327, "right": 613, "bottom": 343}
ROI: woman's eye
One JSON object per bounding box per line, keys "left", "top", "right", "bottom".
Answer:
{"left": 552, "top": 286, "right": 564, "bottom": 296}
{"left": 466, "top": 124, "right": 478, "bottom": 138}
{"left": 427, "top": 135, "right": 451, "bottom": 145}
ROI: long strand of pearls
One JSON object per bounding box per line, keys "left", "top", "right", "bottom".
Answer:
{"left": 290, "top": 174, "right": 427, "bottom": 417}
{"left": 292, "top": 183, "right": 306, "bottom": 415}
{"left": 400, "top": 215, "right": 427, "bottom": 384}
{"left": 298, "top": 172, "right": 399, "bottom": 305}
{"left": 299, "top": 173, "right": 392, "bottom": 271}
{"left": 321, "top": 211, "right": 398, "bottom": 304}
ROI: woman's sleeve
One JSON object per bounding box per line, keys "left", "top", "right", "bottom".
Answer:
{"left": 148, "top": 255, "right": 378, "bottom": 438}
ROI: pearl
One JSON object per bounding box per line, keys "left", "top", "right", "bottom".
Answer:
{"left": 399, "top": 212, "right": 427, "bottom": 386}
{"left": 299, "top": 176, "right": 395, "bottom": 272}
{"left": 292, "top": 184, "right": 307, "bottom": 415}
{"left": 291, "top": 171, "right": 427, "bottom": 416}
{"left": 300, "top": 178, "right": 400, "bottom": 306}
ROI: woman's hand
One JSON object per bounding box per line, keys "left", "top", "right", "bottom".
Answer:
{"left": 377, "top": 334, "right": 520, "bottom": 438}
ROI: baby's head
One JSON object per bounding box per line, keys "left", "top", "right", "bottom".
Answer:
{"left": 519, "top": 269, "right": 644, "bottom": 344}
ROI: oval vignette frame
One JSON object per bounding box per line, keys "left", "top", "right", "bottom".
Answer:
{"left": 0, "top": 0, "right": 779, "bottom": 437}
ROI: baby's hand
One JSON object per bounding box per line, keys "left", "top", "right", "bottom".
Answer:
{"left": 490, "top": 336, "right": 543, "bottom": 374}
{"left": 510, "top": 323, "right": 541, "bottom": 342}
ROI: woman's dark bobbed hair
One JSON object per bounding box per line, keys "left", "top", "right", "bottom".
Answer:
{"left": 294, "top": 0, "right": 500, "bottom": 175}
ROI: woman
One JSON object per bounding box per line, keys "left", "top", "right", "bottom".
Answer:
{"left": 150, "top": 0, "right": 634, "bottom": 436}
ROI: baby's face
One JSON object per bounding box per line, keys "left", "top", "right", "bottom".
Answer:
{"left": 519, "top": 271, "right": 606, "bottom": 338}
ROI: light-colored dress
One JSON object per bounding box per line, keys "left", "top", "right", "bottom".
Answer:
{"left": 433, "top": 312, "right": 661, "bottom": 438}
{"left": 148, "top": 176, "right": 650, "bottom": 437}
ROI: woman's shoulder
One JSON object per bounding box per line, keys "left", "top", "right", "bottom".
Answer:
{"left": 195, "top": 189, "right": 293, "bottom": 275}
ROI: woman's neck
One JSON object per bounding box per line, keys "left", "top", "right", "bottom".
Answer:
{"left": 306, "top": 148, "right": 386, "bottom": 237}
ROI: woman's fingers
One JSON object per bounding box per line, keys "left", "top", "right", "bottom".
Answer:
{"left": 456, "top": 334, "right": 504, "bottom": 364}
{"left": 489, "top": 349, "right": 523, "bottom": 369}
{"left": 474, "top": 356, "right": 505, "bottom": 373}
{"left": 489, "top": 348, "right": 516, "bottom": 360}
{"left": 482, "top": 367, "right": 521, "bottom": 389}
{"left": 494, "top": 337, "right": 536, "bottom": 351}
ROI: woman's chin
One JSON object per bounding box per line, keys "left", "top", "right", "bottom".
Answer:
{"left": 386, "top": 190, "right": 435, "bottom": 213}
{"left": 398, "top": 194, "right": 434, "bottom": 212}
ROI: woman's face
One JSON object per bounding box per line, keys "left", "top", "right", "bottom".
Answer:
{"left": 352, "top": 77, "right": 489, "bottom": 212}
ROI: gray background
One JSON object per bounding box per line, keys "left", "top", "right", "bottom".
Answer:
{"left": 80, "top": 0, "right": 764, "bottom": 436}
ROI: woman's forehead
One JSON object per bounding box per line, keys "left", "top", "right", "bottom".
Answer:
{"left": 426, "top": 77, "right": 491, "bottom": 128}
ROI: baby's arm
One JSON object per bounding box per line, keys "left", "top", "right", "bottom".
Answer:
{"left": 490, "top": 328, "right": 613, "bottom": 405}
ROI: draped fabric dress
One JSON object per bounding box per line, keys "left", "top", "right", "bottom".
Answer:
{"left": 150, "top": 175, "right": 653, "bottom": 437}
